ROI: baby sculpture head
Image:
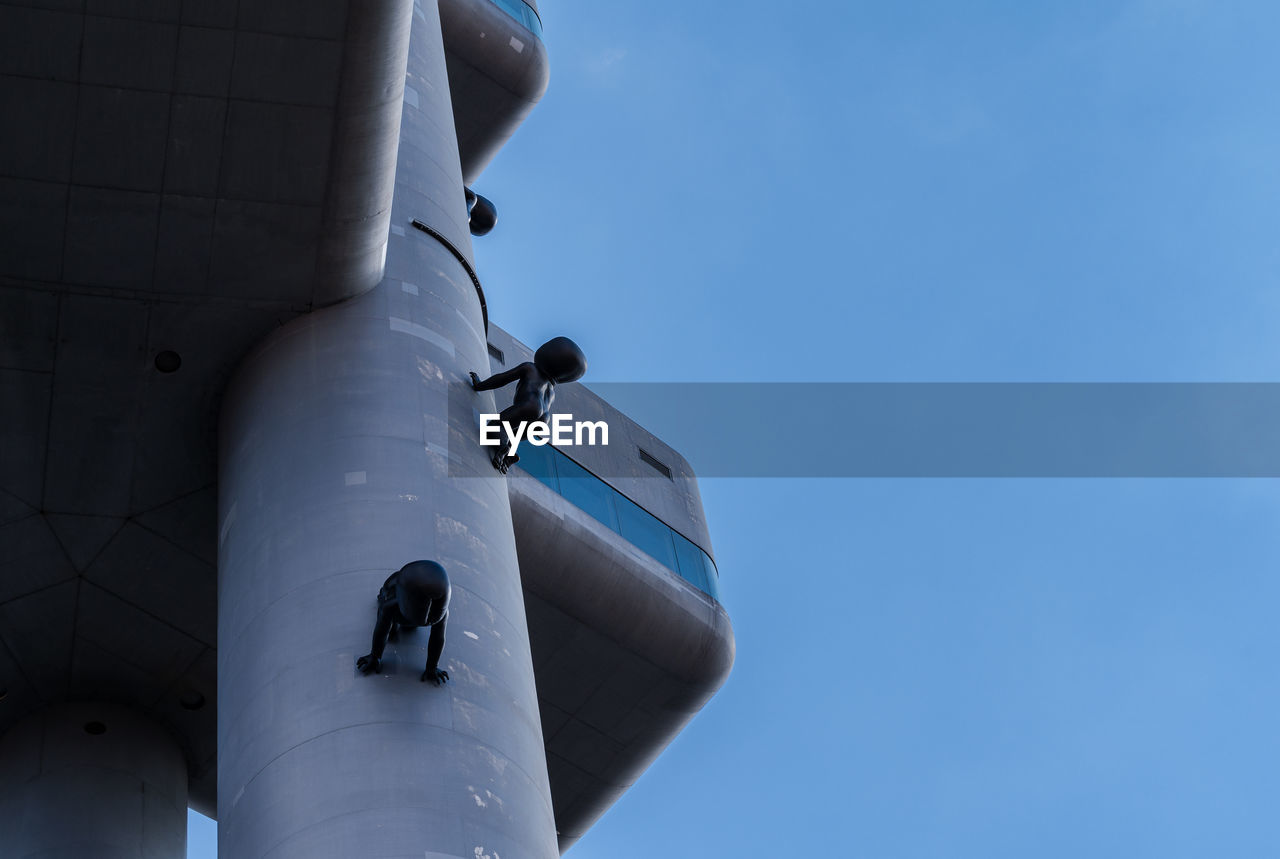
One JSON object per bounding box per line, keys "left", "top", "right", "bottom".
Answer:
{"left": 534, "top": 337, "right": 587, "bottom": 384}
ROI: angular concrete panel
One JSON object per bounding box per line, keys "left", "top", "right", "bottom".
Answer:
{"left": 43, "top": 513, "right": 126, "bottom": 572}
{"left": 81, "top": 15, "right": 178, "bottom": 91}
{"left": 42, "top": 296, "right": 148, "bottom": 515}
{"left": 164, "top": 95, "right": 227, "bottom": 196}
{"left": 218, "top": 101, "right": 333, "bottom": 205}
{"left": 0, "top": 369, "right": 52, "bottom": 509}
{"left": 87, "top": 0, "right": 182, "bottom": 23}
{"left": 229, "top": 31, "right": 343, "bottom": 108}
{"left": 154, "top": 193, "right": 216, "bottom": 292}
{"left": 0, "top": 179, "right": 68, "bottom": 282}
{"left": 0, "top": 289, "right": 57, "bottom": 373}
{"left": 0, "top": 580, "right": 78, "bottom": 702}
{"left": 75, "top": 582, "right": 205, "bottom": 694}
{"left": 0, "top": 78, "right": 77, "bottom": 183}
{"left": 84, "top": 522, "right": 216, "bottom": 646}
{"left": 179, "top": 0, "right": 235, "bottom": 29}
{"left": 63, "top": 187, "right": 161, "bottom": 288}
{"left": 209, "top": 199, "right": 321, "bottom": 302}
{"left": 0, "top": 6, "right": 82, "bottom": 81}
{"left": 73, "top": 86, "right": 171, "bottom": 191}
{"left": 237, "top": 0, "right": 347, "bottom": 41}
{"left": 173, "top": 25, "right": 235, "bottom": 96}
{"left": 0, "top": 516, "right": 77, "bottom": 605}
{"left": 135, "top": 486, "right": 216, "bottom": 565}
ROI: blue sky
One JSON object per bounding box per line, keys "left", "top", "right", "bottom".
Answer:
{"left": 192, "top": 1, "right": 1280, "bottom": 855}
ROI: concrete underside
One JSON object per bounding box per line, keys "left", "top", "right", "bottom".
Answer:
{"left": 511, "top": 477, "right": 733, "bottom": 851}
{"left": 0, "top": 305, "right": 734, "bottom": 834}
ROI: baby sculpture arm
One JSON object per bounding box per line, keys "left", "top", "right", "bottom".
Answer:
{"left": 469, "top": 365, "right": 525, "bottom": 392}
{"left": 422, "top": 614, "right": 448, "bottom": 685}
{"left": 355, "top": 598, "right": 397, "bottom": 675}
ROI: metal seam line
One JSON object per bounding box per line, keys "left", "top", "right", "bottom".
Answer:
{"left": 409, "top": 218, "right": 488, "bottom": 334}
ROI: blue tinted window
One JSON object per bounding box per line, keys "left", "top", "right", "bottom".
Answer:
{"left": 511, "top": 446, "right": 720, "bottom": 601}
{"left": 673, "top": 533, "right": 710, "bottom": 592}
{"left": 615, "top": 494, "right": 677, "bottom": 570}
{"left": 555, "top": 452, "right": 620, "bottom": 531}
{"left": 514, "top": 440, "right": 558, "bottom": 490}
{"left": 700, "top": 552, "right": 721, "bottom": 601}
{"left": 487, "top": 0, "right": 542, "bottom": 37}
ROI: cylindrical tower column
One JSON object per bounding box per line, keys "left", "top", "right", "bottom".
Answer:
{"left": 0, "top": 703, "right": 189, "bottom": 858}
{"left": 216, "top": 1, "right": 558, "bottom": 855}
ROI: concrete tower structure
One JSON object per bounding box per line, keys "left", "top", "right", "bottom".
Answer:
{"left": 0, "top": 1, "right": 733, "bottom": 856}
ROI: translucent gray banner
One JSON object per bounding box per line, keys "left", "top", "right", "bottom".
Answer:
{"left": 577, "top": 383, "right": 1280, "bottom": 477}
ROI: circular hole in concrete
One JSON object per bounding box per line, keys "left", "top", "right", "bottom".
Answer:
{"left": 179, "top": 689, "right": 206, "bottom": 711}
{"left": 154, "top": 350, "right": 182, "bottom": 373}
{"left": 83, "top": 721, "right": 106, "bottom": 735}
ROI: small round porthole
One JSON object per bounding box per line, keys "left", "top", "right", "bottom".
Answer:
{"left": 83, "top": 721, "right": 106, "bottom": 735}
{"left": 154, "top": 350, "right": 182, "bottom": 373}
{"left": 179, "top": 690, "right": 206, "bottom": 711}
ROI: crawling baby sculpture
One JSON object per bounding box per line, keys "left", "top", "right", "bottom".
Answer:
{"left": 470, "top": 336, "right": 587, "bottom": 473}
{"left": 355, "top": 560, "right": 451, "bottom": 685}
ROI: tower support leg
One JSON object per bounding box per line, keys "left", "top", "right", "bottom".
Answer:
{"left": 218, "top": 0, "right": 558, "bottom": 851}
{"left": 217, "top": 274, "right": 559, "bottom": 859}
{"left": 0, "top": 702, "right": 189, "bottom": 859}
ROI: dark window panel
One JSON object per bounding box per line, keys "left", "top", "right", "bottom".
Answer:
{"left": 614, "top": 493, "right": 677, "bottom": 571}
{"left": 515, "top": 440, "right": 558, "bottom": 491}
{"left": 555, "top": 452, "right": 620, "bottom": 531}
{"left": 672, "top": 532, "right": 709, "bottom": 592}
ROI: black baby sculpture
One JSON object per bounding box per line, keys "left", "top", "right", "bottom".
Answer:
{"left": 470, "top": 336, "right": 587, "bottom": 473}
{"left": 465, "top": 187, "right": 497, "bottom": 237}
{"left": 355, "top": 560, "right": 451, "bottom": 685}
